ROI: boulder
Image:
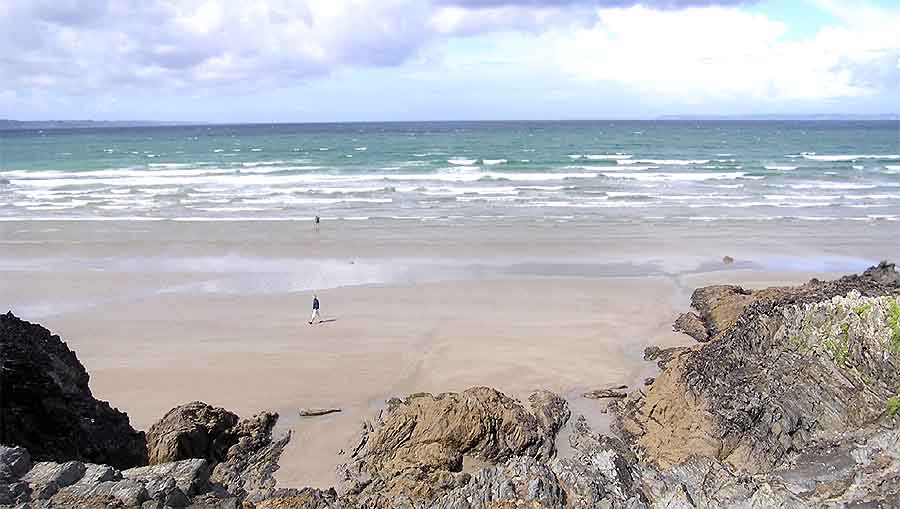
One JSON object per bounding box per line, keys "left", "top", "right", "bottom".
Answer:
{"left": 0, "top": 446, "right": 31, "bottom": 482}
{"left": 146, "top": 401, "right": 239, "bottom": 465}
{"left": 336, "top": 387, "right": 569, "bottom": 503}
{"left": 0, "top": 446, "right": 32, "bottom": 506}
{"left": 673, "top": 311, "right": 709, "bottom": 342}
{"left": 0, "top": 312, "right": 147, "bottom": 469}
{"left": 21, "top": 460, "right": 86, "bottom": 499}
{"left": 123, "top": 458, "right": 211, "bottom": 499}
{"left": 689, "top": 284, "right": 754, "bottom": 339}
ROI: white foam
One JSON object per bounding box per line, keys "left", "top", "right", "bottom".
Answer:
{"left": 789, "top": 182, "right": 877, "bottom": 190}
{"left": 617, "top": 159, "right": 710, "bottom": 166}
{"left": 566, "top": 165, "right": 657, "bottom": 172}
{"left": 421, "top": 186, "right": 519, "bottom": 196}
{"left": 355, "top": 147, "right": 368, "bottom": 151}
{"left": 601, "top": 171, "right": 746, "bottom": 182}
{"left": 765, "top": 165, "right": 798, "bottom": 171}
{"left": 147, "top": 163, "right": 194, "bottom": 169}
{"left": 568, "top": 154, "right": 631, "bottom": 160}
{"left": 482, "top": 159, "right": 507, "bottom": 165}
{"left": 448, "top": 158, "right": 478, "bottom": 166}
{"left": 763, "top": 194, "right": 839, "bottom": 201}
{"left": 801, "top": 154, "right": 900, "bottom": 162}
{"left": 239, "top": 197, "right": 393, "bottom": 205}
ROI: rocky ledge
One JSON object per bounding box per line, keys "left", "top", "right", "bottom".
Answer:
{"left": 2, "top": 262, "right": 900, "bottom": 508}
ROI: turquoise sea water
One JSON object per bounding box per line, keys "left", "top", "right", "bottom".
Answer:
{"left": 1, "top": 121, "right": 898, "bottom": 222}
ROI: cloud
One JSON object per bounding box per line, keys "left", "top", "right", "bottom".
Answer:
{"left": 0, "top": 0, "right": 767, "bottom": 95}
{"left": 0, "top": 0, "right": 897, "bottom": 114}
{"left": 540, "top": 3, "right": 900, "bottom": 102}
{"left": 0, "top": 1, "right": 439, "bottom": 93}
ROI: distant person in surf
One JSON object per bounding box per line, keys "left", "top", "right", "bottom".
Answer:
{"left": 314, "top": 215, "right": 320, "bottom": 231}
{"left": 309, "top": 294, "right": 321, "bottom": 324}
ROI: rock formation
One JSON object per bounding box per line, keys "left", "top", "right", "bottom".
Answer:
{"left": 146, "top": 401, "right": 239, "bottom": 465}
{"left": 614, "top": 260, "right": 900, "bottom": 506}
{"left": 0, "top": 405, "right": 290, "bottom": 508}
{"left": 335, "top": 387, "right": 569, "bottom": 505}
{"left": 0, "top": 312, "right": 147, "bottom": 469}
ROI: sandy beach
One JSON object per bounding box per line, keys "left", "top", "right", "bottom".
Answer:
{"left": 3, "top": 219, "right": 898, "bottom": 487}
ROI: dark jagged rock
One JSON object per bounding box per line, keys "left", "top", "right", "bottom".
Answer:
{"left": 0, "top": 312, "right": 147, "bottom": 469}
{"left": 210, "top": 410, "right": 289, "bottom": 503}
{"left": 0, "top": 314, "right": 292, "bottom": 508}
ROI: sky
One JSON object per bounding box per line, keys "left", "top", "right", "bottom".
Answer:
{"left": 1, "top": 0, "right": 899, "bottom": 122}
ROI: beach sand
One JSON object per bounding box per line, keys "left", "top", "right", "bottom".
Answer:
{"left": 2, "top": 219, "right": 896, "bottom": 487}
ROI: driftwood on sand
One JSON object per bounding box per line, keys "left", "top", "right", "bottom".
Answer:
{"left": 297, "top": 408, "right": 342, "bottom": 417}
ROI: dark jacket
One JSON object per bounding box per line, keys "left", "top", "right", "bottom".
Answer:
{"left": 312, "top": 298, "right": 320, "bottom": 310}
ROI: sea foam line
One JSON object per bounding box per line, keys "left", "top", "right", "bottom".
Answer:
{"left": 800, "top": 154, "right": 900, "bottom": 162}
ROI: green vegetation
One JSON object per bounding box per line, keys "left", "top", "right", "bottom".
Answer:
{"left": 824, "top": 329, "right": 851, "bottom": 367}
{"left": 888, "top": 394, "right": 900, "bottom": 417}
{"left": 854, "top": 302, "right": 873, "bottom": 317}
{"left": 789, "top": 333, "right": 809, "bottom": 352}
{"left": 889, "top": 300, "right": 900, "bottom": 354}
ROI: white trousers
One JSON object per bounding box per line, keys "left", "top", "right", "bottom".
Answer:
{"left": 310, "top": 309, "right": 321, "bottom": 323}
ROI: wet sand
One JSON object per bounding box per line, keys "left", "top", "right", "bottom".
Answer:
{"left": 2, "top": 219, "right": 897, "bottom": 487}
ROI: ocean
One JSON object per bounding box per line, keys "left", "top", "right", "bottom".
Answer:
{"left": 1, "top": 120, "right": 898, "bottom": 223}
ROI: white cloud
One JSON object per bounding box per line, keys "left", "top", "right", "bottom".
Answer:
{"left": 543, "top": 3, "right": 900, "bottom": 102}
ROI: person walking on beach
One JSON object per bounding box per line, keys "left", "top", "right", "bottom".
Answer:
{"left": 314, "top": 215, "right": 320, "bottom": 231}
{"left": 309, "top": 294, "right": 321, "bottom": 324}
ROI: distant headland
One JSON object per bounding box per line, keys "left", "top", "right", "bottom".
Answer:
{"left": 0, "top": 119, "right": 207, "bottom": 130}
